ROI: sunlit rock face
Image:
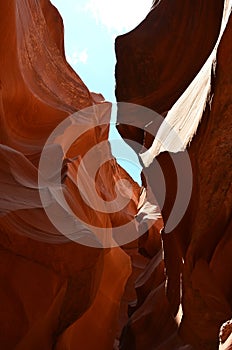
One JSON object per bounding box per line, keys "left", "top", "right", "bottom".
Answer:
{"left": 116, "top": 1, "right": 232, "bottom": 349}
{"left": 1, "top": 1, "right": 231, "bottom": 350}
{"left": 219, "top": 320, "right": 232, "bottom": 350}
{"left": 0, "top": 1, "right": 145, "bottom": 349}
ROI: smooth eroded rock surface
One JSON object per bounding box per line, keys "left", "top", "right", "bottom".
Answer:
{"left": 116, "top": 1, "right": 232, "bottom": 349}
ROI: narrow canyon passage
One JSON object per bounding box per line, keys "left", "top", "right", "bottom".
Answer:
{"left": 0, "top": 1, "right": 231, "bottom": 350}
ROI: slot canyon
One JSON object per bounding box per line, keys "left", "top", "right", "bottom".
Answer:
{"left": 0, "top": 1, "right": 232, "bottom": 350}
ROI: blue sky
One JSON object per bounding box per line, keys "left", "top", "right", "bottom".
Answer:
{"left": 51, "top": 0, "right": 152, "bottom": 184}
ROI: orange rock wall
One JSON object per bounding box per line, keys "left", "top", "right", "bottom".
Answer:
{"left": 115, "top": 1, "right": 232, "bottom": 349}
{"left": 0, "top": 1, "right": 140, "bottom": 349}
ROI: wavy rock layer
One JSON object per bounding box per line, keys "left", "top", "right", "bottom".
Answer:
{"left": 0, "top": 1, "right": 143, "bottom": 350}
{"left": 1, "top": 1, "right": 232, "bottom": 350}
{"left": 116, "top": 1, "right": 232, "bottom": 349}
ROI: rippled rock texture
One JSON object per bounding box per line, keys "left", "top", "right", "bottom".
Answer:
{"left": 116, "top": 1, "right": 232, "bottom": 349}
{"left": 0, "top": 1, "right": 232, "bottom": 350}
{"left": 0, "top": 1, "right": 141, "bottom": 349}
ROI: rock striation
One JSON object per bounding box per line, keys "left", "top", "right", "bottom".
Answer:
{"left": 0, "top": 1, "right": 231, "bottom": 350}
{"left": 116, "top": 1, "right": 232, "bottom": 349}
{"left": 0, "top": 1, "right": 141, "bottom": 349}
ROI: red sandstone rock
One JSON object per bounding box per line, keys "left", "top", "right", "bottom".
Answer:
{"left": 115, "top": 1, "right": 232, "bottom": 349}
{"left": 0, "top": 1, "right": 142, "bottom": 349}
{"left": 1, "top": 0, "right": 231, "bottom": 349}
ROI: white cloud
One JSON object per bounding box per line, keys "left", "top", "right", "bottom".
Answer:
{"left": 66, "top": 49, "right": 88, "bottom": 66}
{"left": 78, "top": 50, "right": 88, "bottom": 64}
{"left": 85, "top": 0, "right": 152, "bottom": 34}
